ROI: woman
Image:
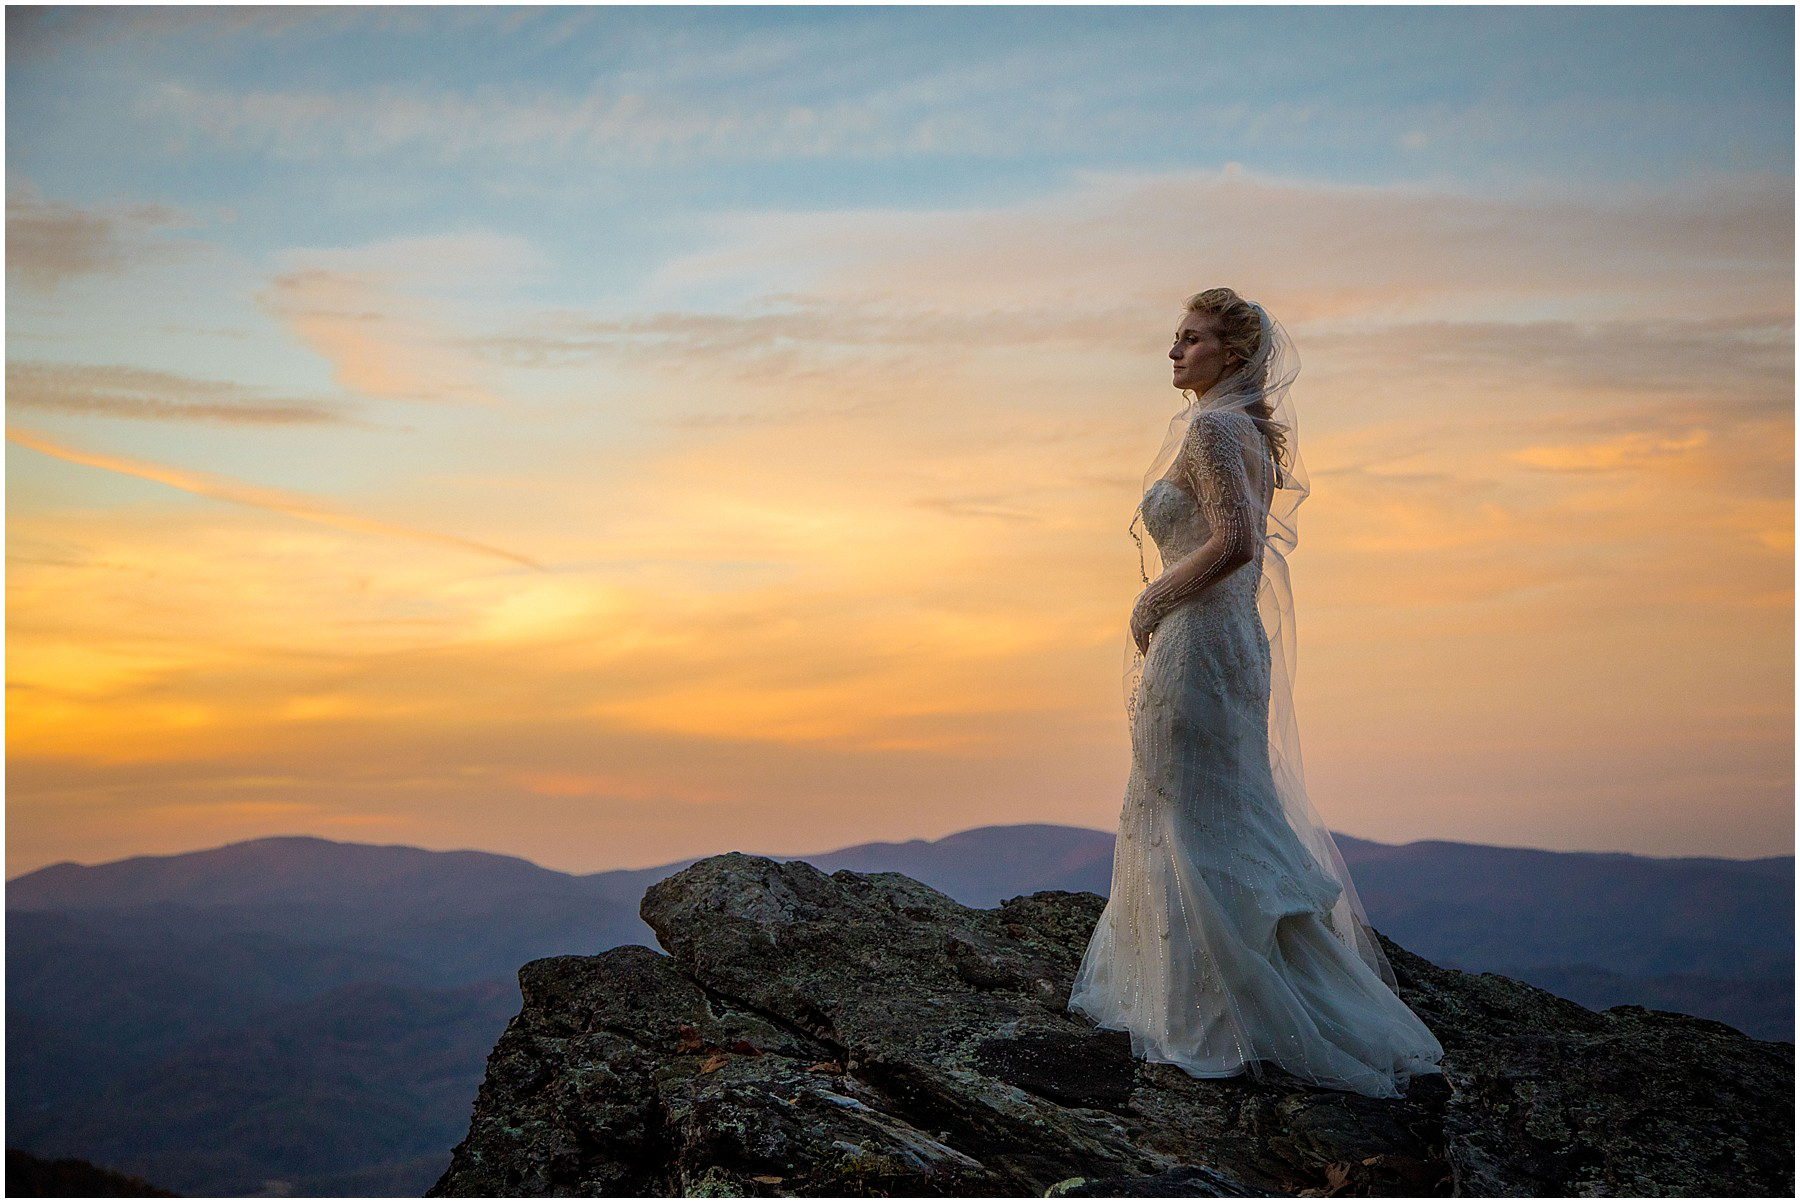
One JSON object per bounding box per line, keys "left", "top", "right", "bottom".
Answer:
{"left": 1066, "top": 288, "right": 1444, "bottom": 1098}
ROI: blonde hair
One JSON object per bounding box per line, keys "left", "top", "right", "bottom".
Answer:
{"left": 1184, "top": 287, "right": 1290, "bottom": 483}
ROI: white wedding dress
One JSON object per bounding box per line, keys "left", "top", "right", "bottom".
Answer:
{"left": 1068, "top": 409, "right": 1444, "bottom": 1099}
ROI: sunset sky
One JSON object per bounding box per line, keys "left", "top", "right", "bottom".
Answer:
{"left": 6, "top": 6, "right": 1793, "bottom": 878}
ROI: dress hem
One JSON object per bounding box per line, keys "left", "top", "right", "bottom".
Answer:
{"left": 1066, "top": 1004, "right": 1444, "bottom": 1099}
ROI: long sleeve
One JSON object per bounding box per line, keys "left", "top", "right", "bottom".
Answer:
{"left": 1188, "top": 411, "right": 1260, "bottom": 563}
{"left": 1144, "top": 412, "right": 1260, "bottom": 618}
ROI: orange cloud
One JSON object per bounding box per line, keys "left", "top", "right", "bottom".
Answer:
{"left": 1513, "top": 429, "right": 1710, "bottom": 472}
{"left": 7, "top": 425, "right": 542, "bottom": 568}
{"left": 260, "top": 268, "right": 501, "bottom": 405}
{"left": 256, "top": 237, "right": 536, "bottom": 405}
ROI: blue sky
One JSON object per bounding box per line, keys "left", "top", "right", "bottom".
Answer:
{"left": 12, "top": 8, "right": 1791, "bottom": 239}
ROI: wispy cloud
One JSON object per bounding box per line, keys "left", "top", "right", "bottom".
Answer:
{"left": 485, "top": 298, "right": 1141, "bottom": 364}
{"left": 476, "top": 168, "right": 1792, "bottom": 463}
{"left": 1513, "top": 429, "right": 1712, "bottom": 473}
{"left": 125, "top": 20, "right": 1193, "bottom": 171}
{"left": 1307, "top": 316, "right": 1793, "bottom": 402}
{"left": 6, "top": 362, "right": 357, "bottom": 425}
{"left": 5, "top": 182, "right": 196, "bottom": 292}
{"left": 7, "top": 425, "right": 543, "bottom": 569}
{"left": 646, "top": 168, "right": 1791, "bottom": 321}
{"left": 258, "top": 234, "right": 534, "bottom": 404}
{"left": 7, "top": 7, "right": 363, "bottom": 63}
{"left": 447, "top": 167, "right": 1796, "bottom": 439}
{"left": 137, "top": 78, "right": 919, "bottom": 167}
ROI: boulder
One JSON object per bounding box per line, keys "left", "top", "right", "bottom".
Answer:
{"left": 431, "top": 853, "right": 1792, "bottom": 1197}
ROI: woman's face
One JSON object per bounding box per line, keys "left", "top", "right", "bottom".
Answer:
{"left": 1169, "top": 311, "right": 1233, "bottom": 393}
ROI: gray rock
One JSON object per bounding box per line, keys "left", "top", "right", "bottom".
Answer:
{"left": 431, "top": 853, "right": 1793, "bottom": 1197}
{"left": 1382, "top": 937, "right": 1793, "bottom": 1197}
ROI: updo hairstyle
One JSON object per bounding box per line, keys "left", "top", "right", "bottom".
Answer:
{"left": 1183, "top": 286, "right": 1290, "bottom": 485}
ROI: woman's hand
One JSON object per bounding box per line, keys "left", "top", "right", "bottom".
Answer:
{"left": 1130, "top": 589, "right": 1163, "bottom": 656}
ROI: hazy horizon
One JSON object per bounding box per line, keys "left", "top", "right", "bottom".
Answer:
{"left": 10, "top": 820, "right": 1795, "bottom": 884}
{"left": 8, "top": 7, "right": 1793, "bottom": 878}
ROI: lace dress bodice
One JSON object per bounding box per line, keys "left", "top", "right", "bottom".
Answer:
{"left": 1140, "top": 476, "right": 1262, "bottom": 613}
{"left": 1142, "top": 477, "right": 1210, "bottom": 562}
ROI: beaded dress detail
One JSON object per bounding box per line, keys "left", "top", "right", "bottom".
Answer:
{"left": 1067, "top": 408, "right": 1444, "bottom": 1098}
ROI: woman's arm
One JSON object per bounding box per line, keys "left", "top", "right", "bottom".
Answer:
{"left": 1130, "top": 415, "right": 1260, "bottom": 653}
{"left": 1130, "top": 533, "right": 1255, "bottom": 652}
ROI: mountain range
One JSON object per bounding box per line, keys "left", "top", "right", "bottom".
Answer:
{"left": 8, "top": 825, "right": 1791, "bottom": 1196}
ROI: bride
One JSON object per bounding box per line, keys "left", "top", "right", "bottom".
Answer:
{"left": 1067, "top": 288, "right": 1444, "bottom": 1098}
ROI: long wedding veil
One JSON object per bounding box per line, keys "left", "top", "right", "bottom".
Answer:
{"left": 1124, "top": 303, "right": 1397, "bottom": 988}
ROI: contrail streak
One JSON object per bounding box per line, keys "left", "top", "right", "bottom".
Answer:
{"left": 7, "top": 425, "right": 545, "bottom": 570}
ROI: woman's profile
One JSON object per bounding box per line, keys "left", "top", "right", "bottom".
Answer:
{"left": 1067, "top": 288, "right": 1444, "bottom": 1098}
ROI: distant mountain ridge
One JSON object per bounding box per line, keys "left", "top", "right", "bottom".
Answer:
{"left": 14, "top": 836, "right": 573, "bottom": 908}
{"left": 15, "top": 825, "right": 1789, "bottom": 980}
{"left": 8, "top": 825, "right": 1792, "bottom": 1196}
{"left": 10, "top": 824, "right": 1117, "bottom": 912}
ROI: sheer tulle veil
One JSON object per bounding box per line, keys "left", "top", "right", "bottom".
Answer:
{"left": 1123, "top": 302, "right": 1398, "bottom": 988}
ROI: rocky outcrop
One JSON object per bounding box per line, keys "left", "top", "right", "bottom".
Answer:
{"left": 431, "top": 853, "right": 1793, "bottom": 1198}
